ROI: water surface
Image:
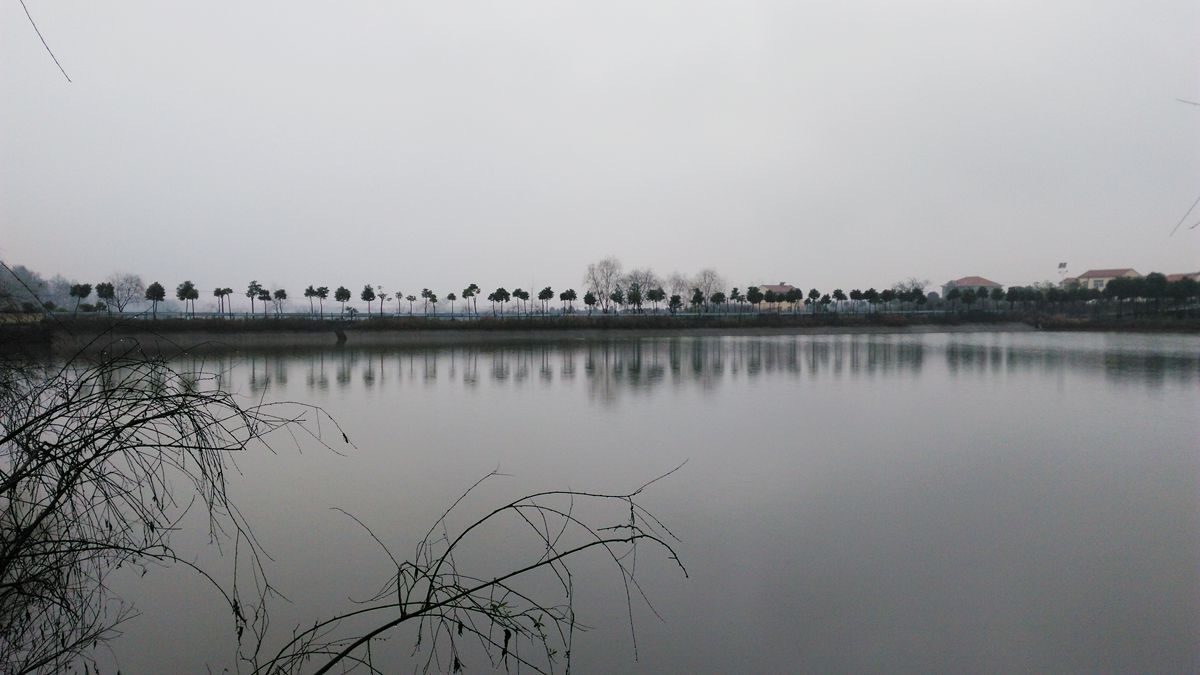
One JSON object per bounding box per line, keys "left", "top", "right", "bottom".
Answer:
{"left": 109, "top": 331, "right": 1200, "bottom": 673}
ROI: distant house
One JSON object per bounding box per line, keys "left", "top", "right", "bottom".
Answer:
{"left": 1166, "top": 271, "right": 1200, "bottom": 283}
{"left": 756, "top": 282, "right": 798, "bottom": 309}
{"left": 758, "top": 282, "right": 796, "bottom": 296}
{"left": 941, "top": 276, "right": 1002, "bottom": 297}
{"left": 1067, "top": 268, "right": 1140, "bottom": 291}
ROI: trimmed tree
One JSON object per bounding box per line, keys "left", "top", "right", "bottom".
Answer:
{"left": 375, "top": 287, "right": 388, "bottom": 316}
{"left": 69, "top": 283, "right": 92, "bottom": 316}
{"left": 491, "top": 287, "right": 510, "bottom": 317}
{"left": 946, "top": 287, "right": 962, "bottom": 312}
{"left": 317, "top": 286, "right": 329, "bottom": 318}
{"left": 463, "top": 283, "right": 481, "bottom": 318}
{"left": 626, "top": 283, "right": 643, "bottom": 313}
{"left": 304, "top": 285, "right": 318, "bottom": 315}
{"left": 145, "top": 281, "right": 166, "bottom": 319}
{"left": 832, "top": 289, "right": 847, "bottom": 312}
{"left": 961, "top": 288, "right": 977, "bottom": 311}
{"left": 879, "top": 289, "right": 895, "bottom": 313}
{"left": 782, "top": 288, "right": 800, "bottom": 313}
{"left": 608, "top": 287, "right": 625, "bottom": 313}
{"left": 710, "top": 291, "right": 726, "bottom": 313}
{"left": 176, "top": 280, "right": 197, "bottom": 318}
{"left": 94, "top": 282, "right": 115, "bottom": 316}
{"left": 646, "top": 287, "right": 665, "bottom": 313}
{"left": 335, "top": 286, "right": 351, "bottom": 316}
{"left": 746, "top": 286, "right": 763, "bottom": 311}
{"left": 246, "top": 280, "right": 264, "bottom": 316}
{"left": 560, "top": 288, "right": 577, "bottom": 313}
{"left": 863, "top": 288, "right": 880, "bottom": 313}
{"left": 361, "top": 285, "right": 376, "bottom": 317}
{"left": 256, "top": 288, "right": 271, "bottom": 317}
{"left": 513, "top": 288, "right": 531, "bottom": 317}
{"left": 728, "top": 288, "right": 744, "bottom": 313}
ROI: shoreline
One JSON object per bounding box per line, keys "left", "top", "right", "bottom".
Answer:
{"left": 2, "top": 314, "right": 1197, "bottom": 356}
{"left": 0, "top": 321, "right": 1048, "bottom": 356}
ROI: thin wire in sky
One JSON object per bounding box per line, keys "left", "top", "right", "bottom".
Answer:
{"left": 1169, "top": 192, "right": 1200, "bottom": 237}
{"left": 1168, "top": 99, "right": 1200, "bottom": 235}
{"left": 18, "top": 0, "right": 71, "bottom": 82}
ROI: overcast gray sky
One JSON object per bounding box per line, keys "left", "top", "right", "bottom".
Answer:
{"left": 2, "top": 0, "right": 1197, "bottom": 302}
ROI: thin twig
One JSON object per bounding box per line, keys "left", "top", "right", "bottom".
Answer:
{"left": 17, "top": 0, "right": 71, "bottom": 82}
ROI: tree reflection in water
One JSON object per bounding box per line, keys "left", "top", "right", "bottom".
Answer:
{"left": 172, "top": 334, "right": 1200, "bottom": 405}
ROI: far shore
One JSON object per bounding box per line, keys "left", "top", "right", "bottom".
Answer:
{"left": 2, "top": 313, "right": 1197, "bottom": 355}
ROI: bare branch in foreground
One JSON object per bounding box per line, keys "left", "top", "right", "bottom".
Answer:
{"left": 2, "top": 339, "right": 685, "bottom": 673}
{"left": 0, "top": 343, "right": 346, "bottom": 673}
{"left": 257, "top": 467, "right": 687, "bottom": 674}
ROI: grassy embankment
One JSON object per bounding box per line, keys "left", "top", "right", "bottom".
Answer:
{"left": 1033, "top": 315, "right": 1200, "bottom": 333}
{"left": 2, "top": 312, "right": 1197, "bottom": 354}
{"left": 5, "top": 311, "right": 1006, "bottom": 336}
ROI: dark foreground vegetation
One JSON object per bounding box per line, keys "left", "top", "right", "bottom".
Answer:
{"left": 0, "top": 342, "right": 684, "bottom": 673}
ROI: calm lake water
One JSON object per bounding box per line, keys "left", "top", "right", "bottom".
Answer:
{"left": 105, "top": 331, "right": 1200, "bottom": 673}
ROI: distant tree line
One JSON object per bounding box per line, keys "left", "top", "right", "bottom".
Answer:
{"left": 3, "top": 259, "right": 1198, "bottom": 320}
{"left": 943, "top": 273, "right": 1200, "bottom": 316}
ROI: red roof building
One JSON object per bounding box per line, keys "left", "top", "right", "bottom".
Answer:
{"left": 941, "top": 276, "right": 1002, "bottom": 296}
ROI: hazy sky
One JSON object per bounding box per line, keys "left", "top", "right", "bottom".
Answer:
{"left": 2, "top": 1, "right": 1197, "bottom": 302}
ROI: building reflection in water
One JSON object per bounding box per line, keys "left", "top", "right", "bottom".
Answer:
{"left": 943, "top": 341, "right": 1195, "bottom": 388}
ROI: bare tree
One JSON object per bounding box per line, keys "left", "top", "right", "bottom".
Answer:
{"left": 667, "top": 272, "right": 691, "bottom": 301}
{"left": 584, "top": 257, "right": 623, "bottom": 312}
{"left": 106, "top": 272, "right": 144, "bottom": 314}
{"left": 893, "top": 277, "right": 929, "bottom": 295}
{"left": 0, "top": 345, "right": 345, "bottom": 673}
{"left": 622, "top": 268, "right": 660, "bottom": 295}
{"left": 695, "top": 269, "right": 725, "bottom": 303}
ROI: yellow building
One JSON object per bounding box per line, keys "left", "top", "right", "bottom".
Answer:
{"left": 1065, "top": 268, "right": 1140, "bottom": 291}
